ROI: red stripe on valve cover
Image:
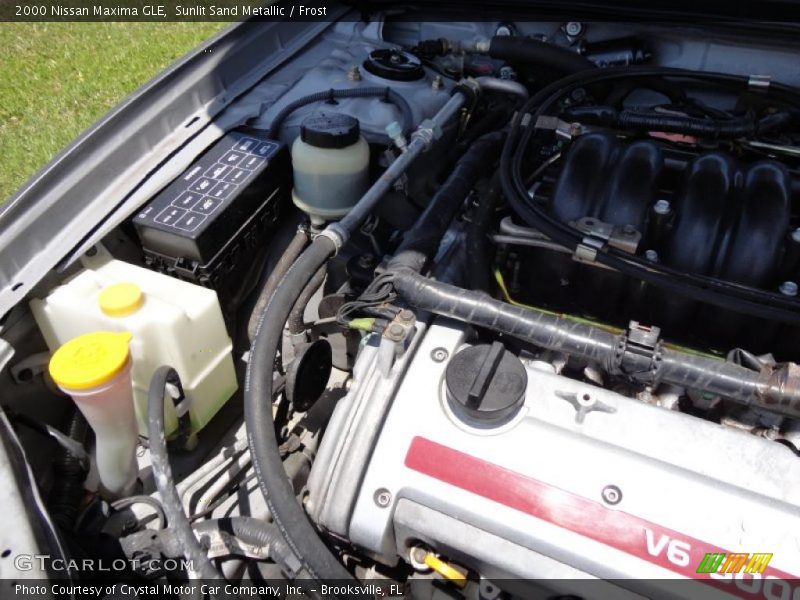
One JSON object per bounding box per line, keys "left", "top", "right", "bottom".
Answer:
{"left": 404, "top": 436, "right": 799, "bottom": 583}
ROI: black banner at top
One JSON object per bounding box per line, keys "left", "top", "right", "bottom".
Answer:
{"left": 3, "top": 0, "right": 800, "bottom": 23}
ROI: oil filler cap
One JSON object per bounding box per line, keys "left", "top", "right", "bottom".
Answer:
{"left": 445, "top": 342, "right": 527, "bottom": 426}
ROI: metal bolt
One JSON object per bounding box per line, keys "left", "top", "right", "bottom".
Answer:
{"left": 779, "top": 281, "right": 799, "bottom": 297}
{"left": 495, "top": 24, "right": 514, "bottom": 37}
{"left": 347, "top": 65, "right": 362, "bottom": 81}
{"left": 644, "top": 249, "right": 659, "bottom": 263}
{"left": 792, "top": 227, "right": 800, "bottom": 244}
{"left": 498, "top": 66, "right": 515, "bottom": 81}
{"left": 431, "top": 75, "right": 444, "bottom": 90}
{"left": 565, "top": 21, "right": 583, "bottom": 37}
{"left": 653, "top": 199, "right": 671, "bottom": 215}
{"left": 431, "top": 348, "right": 449, "bottom": 362}
{"left": 409, "top": 545, "right": 428, "bottom": 565}
{"left": 570, "top": 88, "right": 587, "bottom": 103}
{"left": 388, "top": 323, "right": 405, "bottom": 338}
{"left": 398, "top": 309, "right": 415, "bottom": 322}
{"left": 601, "top": 485, "right": 622, "bottom": 505}
{"left": 374, "top": 488, "right": 392, "bottom": 507}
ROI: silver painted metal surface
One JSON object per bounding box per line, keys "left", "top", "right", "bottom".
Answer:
{"left": 309, "top": 319, "right": 800, "bottom": 592}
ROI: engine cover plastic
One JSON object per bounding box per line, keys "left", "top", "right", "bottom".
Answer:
{"left": 312, "top": 320, "right": 800, "bottom": 598}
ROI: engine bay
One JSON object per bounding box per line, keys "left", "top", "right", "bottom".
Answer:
{"left": 2, "top": 10, "right": 800, "bottom": 600}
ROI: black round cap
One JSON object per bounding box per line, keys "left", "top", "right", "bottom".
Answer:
{"left": 300, "top": 113, "right": 360, "bottom": 149}
{"left": 445, "top": 342, "right": 527, "bottom": 426}
{"left": 363, "top": 48, "right": 425, "bottom": 82}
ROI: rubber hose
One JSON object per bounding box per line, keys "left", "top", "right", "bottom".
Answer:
{"left": 488, "top": 35, "right": 596, "bottom": 82}
{"left": 391, "top": 269, "right": 800, "bottom": 418}
{"left": 563, "top": 106, "right": 793, "bottom": 138}
{"left": 268, "top": 87, "right": 415, "bottom": 139}
{"left": 287, "top": 266, "right": 327, "bottom": 336}
{"left": 248, "top": 228, "right": 309, "bottom": 343}
{"left": 474, "top": 76, "right": 529, "bottom": 100}
{"left": 390, "top": 131, "right": 505, "bottom": 272}
{"left": 435, "top": 104, "right": 510, "bottom": 183}
{"left": 616, "top": 109, "right": 786, "bottom": 138}
{"left": 49, "top": 411, "right": 89, "bottom": 531}
{"left": 466, "top": 174, "right": 503, "bottom": 292}
{"left": 244, "top": 236, "right": 355, "bottom": 585}
{"left": 148, "top": 366, "right": 221, "bottom": 581}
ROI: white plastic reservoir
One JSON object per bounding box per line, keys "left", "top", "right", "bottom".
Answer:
{"left": 31, "top": 250, "right": 237, "bottom": 437}
{"left": 291, "top": 112, "right": 369, "bottom": 223}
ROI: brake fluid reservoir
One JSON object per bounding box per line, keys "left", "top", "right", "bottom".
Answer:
{"left": 31, "top": 252, "right": 237, "bottom": 438}
{"left": 291, "top": 113, "right": 369, "bottom": 223}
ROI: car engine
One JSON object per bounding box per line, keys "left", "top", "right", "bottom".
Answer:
{"left": 3, "top": 9, "right": 800, "bottom": 600}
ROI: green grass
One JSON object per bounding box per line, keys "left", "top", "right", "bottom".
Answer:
{"left": 0, "top": 22, "right": 227, "bottom": 203}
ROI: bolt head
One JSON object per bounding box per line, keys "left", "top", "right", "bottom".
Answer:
{"left": 565, "top": 21, "right": 583, "bottom": 36}
{"left": 780, "top": 281, "right": 799, "bottom": 297}
{"left": 347, "top": 65, "right": 362, "bottom": 81}
{"left": 601, "top": 484, "right": 622, "bottom": 505}
{"left": 431, "top": 347, "right": 449, "bottom": 362}
{"left": 653, "top": 199, "right": 671, "bottom": 215}
{"left": 374, "top": 488, "right": 392, "bottom": 507}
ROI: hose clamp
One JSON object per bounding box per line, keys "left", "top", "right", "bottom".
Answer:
{"left": 748, "top": 74, "right": 771, "bottom": 93}
{"left": 317, "top": 225, "right": 347, "bottom": 256}
{"left": 452, "top": 77, "right": 481, "bottom": 102}
{"left": 163, "top": 369, "right": 193, "bottom": 450}
{"left": 612, "top": 321, "right": 664, "bottom": 384}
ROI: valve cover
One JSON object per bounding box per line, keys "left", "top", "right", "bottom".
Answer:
{"left": 319, "top": 320, "right": 800, "bottom": 598}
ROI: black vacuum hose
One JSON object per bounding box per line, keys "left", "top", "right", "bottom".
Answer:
{"left": 563, "top": 105, "right": 793, "bottom": 139}
{"left": 148, "top": 367, "right": 222, "bottom": 581}
{"left": 390, "top": 131, "right": 505, "bottom": 272}
{"left": 248, "top": 227, "right": 309, "bottom": 343}
{"left": 287, "top": 266, "right": 327, "bottom": 336}
{"left": 487, "top": 35, "right": 596, "bottom": 83}
{"left": 244, "top": 236, "right": 354, "bottom": 585}
{"left": 268, "top": 87, "right": 415, "bottom": 139}
{"left": 49, "top": 411, "right": 89, "bottom": 531}
{"left": 466, "top": 174, "right": 503, "bottom": 293}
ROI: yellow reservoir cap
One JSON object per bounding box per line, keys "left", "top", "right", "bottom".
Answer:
{"left": 99, "top": 283, "right": 144, "bottom": 317}
{"left": 49, "top": 331, "right": 133, "bottom": 390}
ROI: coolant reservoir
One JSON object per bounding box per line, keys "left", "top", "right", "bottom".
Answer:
{"left": 31, "top": 252, "right": 237, "bottom": 438}
{"left": 291, "top": 113, "right": 370, "bottom": 223}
